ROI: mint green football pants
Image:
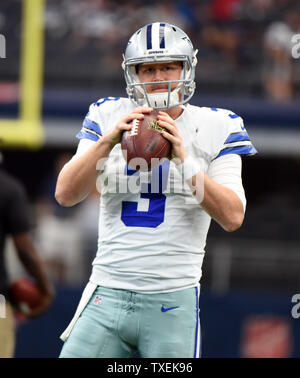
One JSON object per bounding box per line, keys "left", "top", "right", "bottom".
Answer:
{"left": 59, "top": 285, "right": 201, "bottom": 358}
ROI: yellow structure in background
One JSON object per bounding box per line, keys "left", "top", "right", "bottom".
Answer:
{"left": 0, "top": 0, "right": 45, "bottom": 148}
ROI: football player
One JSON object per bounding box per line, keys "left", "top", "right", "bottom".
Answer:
{"left": 56, "top": 22, "right": 257, "bottom": 358}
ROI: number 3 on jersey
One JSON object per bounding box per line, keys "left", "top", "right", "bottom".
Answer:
{"left": 121, "top": 160, "right": 170, "bottom": 228}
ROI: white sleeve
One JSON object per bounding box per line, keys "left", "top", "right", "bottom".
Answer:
{"left": 60, "top": 139, "right": 96, "bottom": 173}
{"left": 74, "top": 138, "right": 96, "bottom": 157}
{"left": 207, "top": 153, "right": 246, "bottom": 212}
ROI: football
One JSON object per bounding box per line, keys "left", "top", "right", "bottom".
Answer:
{"left": 10, "top": 277, "right": 42, "bottom": 314}
{"left": 121, "top": 111, "right": 171, "bottom": 171}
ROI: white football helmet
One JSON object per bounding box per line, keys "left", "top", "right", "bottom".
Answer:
{"left": 122, "top": 22, "right": 198, "bottom": 109}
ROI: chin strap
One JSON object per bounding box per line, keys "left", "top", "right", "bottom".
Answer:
{"left": 143, "top": 89, "right": 180, "bottom": 109}
{"left": 145, "top": 92, "right": 167, "bottom": 108}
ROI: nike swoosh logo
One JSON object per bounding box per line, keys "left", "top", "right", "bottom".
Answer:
{"left": 161, "top": 305, "right": 180, "bottom": 312}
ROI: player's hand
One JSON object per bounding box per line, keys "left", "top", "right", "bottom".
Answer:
{"left": 30, "top": 286, "right": 55, "bottom": 318}
{"left": 103, "top": 106, "right": 153, "bottom": 148}
{"left": 158, "top": 111, "right": 188, "bottom": 163}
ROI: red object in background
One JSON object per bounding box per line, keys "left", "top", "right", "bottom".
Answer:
{"left": 0, "top": 82, "right": 19, "bottom": 103}
{"left": 241, "top": 315, "right": 292, "bottom": 358}
{"left": 10, "top": 278, "right": 42, "bottom": 314}
{"left": 211, "top": 0, "right": 241, "bottom": 21}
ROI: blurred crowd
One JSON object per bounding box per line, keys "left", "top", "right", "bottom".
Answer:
{"left": 0, "top": 0, "right": 300, "bottom": 100}
{"left": 44, "top": 0, "right": 300, "bottom": 100}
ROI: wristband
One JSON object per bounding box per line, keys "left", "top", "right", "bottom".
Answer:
{"left": 175, "top": 155, "right": 201, "bottom": 181}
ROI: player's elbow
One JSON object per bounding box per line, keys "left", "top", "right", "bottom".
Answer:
{"left": 223, "top": 212, "right": 244, "bottom": 232}
{"left": 55, "top": 187, "right": 74, "bottom": 207}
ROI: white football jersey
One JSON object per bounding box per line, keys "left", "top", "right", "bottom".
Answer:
{"left": 75, "top": 97, "right": 256, "bottom": 293}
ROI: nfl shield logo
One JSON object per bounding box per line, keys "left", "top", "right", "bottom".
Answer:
{"left": 93, "top": 295, "right": 102, "bottom": 305}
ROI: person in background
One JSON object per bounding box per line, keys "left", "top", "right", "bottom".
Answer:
{"left": 263, "top": 8, "right": 300, "bottom": 101}
{"left": 0, "top": 156, "right": 55, "bottom": 358}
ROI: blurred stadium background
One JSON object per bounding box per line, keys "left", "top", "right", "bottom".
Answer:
{"left": 1, "top": 0, "right": 300, "bottom": 358}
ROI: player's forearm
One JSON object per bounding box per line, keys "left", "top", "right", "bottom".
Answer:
{"left": 55, "top": 137, "right": 112, "bottom": 206}
{"left": 191, "top": 172, "right": 244, "bottom": 232}
{"left": 13, "top": 233, "right": 54, "bottom": 296}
